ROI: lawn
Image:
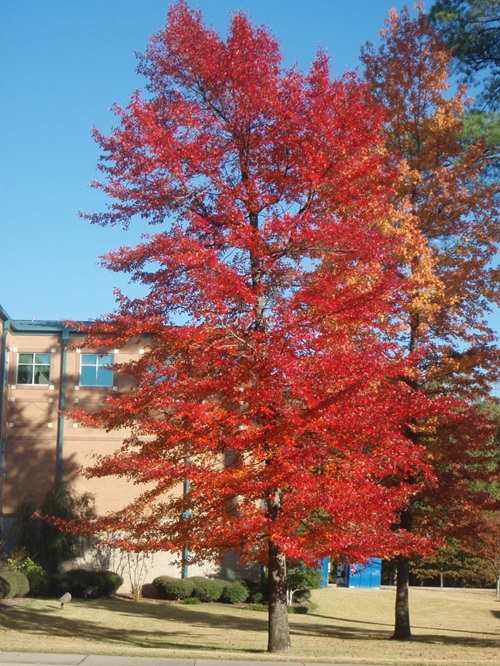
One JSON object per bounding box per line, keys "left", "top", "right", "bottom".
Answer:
{"left": 0, "top": 586, "right": 498, "bottom": 665}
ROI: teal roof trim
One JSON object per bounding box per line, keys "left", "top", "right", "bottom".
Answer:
{"left": 0, "top": 304, "right": 89, "bottom": 333}
{"left": 12, "top": 320, "right": 82, "bottom": 333}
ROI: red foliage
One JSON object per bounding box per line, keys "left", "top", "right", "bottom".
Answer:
{"left": 61, "top": 1, "right": 462, "bottom": 651}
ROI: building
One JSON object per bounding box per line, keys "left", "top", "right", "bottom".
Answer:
{"left": 1, "top": 305, "right": 136, "bottom": 526}
{"left": 1, "top": 304, "right": 358, "bottom": 588}
{"left": 0, "top": 304, "right": 213, "bottom": 582}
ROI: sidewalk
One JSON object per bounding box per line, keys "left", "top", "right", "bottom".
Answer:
{"left": 0, "top": 655, "right": 384, "bottom": 666}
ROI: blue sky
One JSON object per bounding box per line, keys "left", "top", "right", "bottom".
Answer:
{"left": 1, "top": 0, "right": 497, "bottom": 346}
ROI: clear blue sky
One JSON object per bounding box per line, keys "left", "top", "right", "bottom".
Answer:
{"left": 1, "top": 1, "right": 496, "bottom": 345}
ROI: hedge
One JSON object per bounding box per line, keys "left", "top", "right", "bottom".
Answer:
{"left": 24, "top": 566, "right": 50, "bottom": 597}
{"left": 51, "top": 569, "right": 123, "bottom": 598}
{"left": 189, "top": 576, "right": 226, "bottom": 602}
{"left": 152, "top": 576, "right": 194, "bottom": 600}
{"left": 221, "top": 581, "right": 249, "bottom": 604}
{"left": 98, "top": 570, "right": 124, "bottom": 596}
{"left": 4, "top": 556, "right": 49, "bottom": 597}
{"left": 0, "top": 571, "right": 30, "bottom": 599}
{"left": 151, "top": 576, "right": 249, "bottom": 604}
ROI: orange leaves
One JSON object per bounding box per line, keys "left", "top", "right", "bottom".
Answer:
{"left": 358, "top": 5, "right": 499, "bottom": 567}
{"left": 361, "top": 5, "right": 498, "bottom": 371}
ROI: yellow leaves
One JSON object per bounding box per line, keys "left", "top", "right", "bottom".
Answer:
{"left": 384, "top": 198, "right": 445, "bottom": 335}
{"left": 407, "top": 247, "right": 443, "bottom": 324}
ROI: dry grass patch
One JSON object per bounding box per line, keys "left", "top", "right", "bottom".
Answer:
{"left": 0, "top": 586, "right": 498, "bottom": 665}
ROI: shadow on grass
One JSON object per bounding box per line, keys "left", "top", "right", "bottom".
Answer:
{"left": 0, "top": 600, "right": 268, "bottom": 653}
{"left": 310, "top": 610, "right": 500, "bottom": 640}
{"left": 1, "top": 598, "right": 499, "bottom": 652}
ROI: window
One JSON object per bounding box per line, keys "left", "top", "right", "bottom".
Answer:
{"left": 80, "top": 353, "right": 114, "bottom": 387}
{"left": 17, "top": 353, "right": 51, "bottom": 385}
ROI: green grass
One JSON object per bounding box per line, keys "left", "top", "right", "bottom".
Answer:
{"left": 0, "top": 586, "right": 499, "bottom": 665}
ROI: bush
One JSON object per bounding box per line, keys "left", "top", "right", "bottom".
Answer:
{"left": 51, "top": 569, "right": 123, "bottom": 598}
{"left": 9, "top": 486, "right": 94, "bottom": 574}
{"left": 221, "top": 581, "right": 249, "bottom": 604}
{"left": 248, "top": 589, "right": 264, "bottom": 603}
{"left": 99, "top": 570, "right": 124, "bottom": 596}
{"left": 294, "top": 589, "right": 311, "bottom": 604}
{"left": 50, "top": 573, "right": 67, "bottom": 597}
{"left": 0, "top": 571, "right": 30, "bottom": 599}
{"left": 152, "top": 576, "right": 194, "bottom": 600}
{"left": 244, "top": 577, "right": 267, "bottom": 604}
{"left": 6, "top": 553, "right": 49, "bottom": 597}
{"left": 287, "top": 563, "right": 322, "bottom": 604}
{"left": 189, "top": 576, "right": 225, "bottom": 602}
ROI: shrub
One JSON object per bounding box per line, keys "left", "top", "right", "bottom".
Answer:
{"left": 189, "top": 576, "right": 225, "bottom": 602}
{"left": 248, "top": 589, "right": 264, "bottom": 603}
{"left": 243, "top": 577, "right": 267, "bottom": 604}
{"left": 0, "top": 571, "right": 30, "bottom": 599}
{"left": 286, "top": 563, "right": 322, "bottom": 605}
{"left": 51, "top": 569, "right": 123, "bottom": 598}
{"left": 221, "top": 581, "right": 249, "bottom": 604}
{"left": 50, "top": 573, "right": 70, "bottom": 597}
{"left": 99, "top": 570, "right": 124, "bottom": 596}
{"left": 294, "top": 589, "right": 311, "bottom": 604}
{"left": 152, "top": 576, "right": 194, "bottom": 600}
{"left": 9, "top": 486, "right": 94, "bottom": 574}
{"left": 181, "top": 596, "right": 201, "bottom": 605}
{"left": 6, "top": 553, "right": 49, "bottom": 596}
{"left": 25, "top": 567, "right": 50, "bottom": 597}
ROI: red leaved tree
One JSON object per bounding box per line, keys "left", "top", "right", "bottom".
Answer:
{"left": 66, "top": 2, "right": 444, "bottom": 652}
{"left": 361, "top": 4, "right": 500, "bottom": 639}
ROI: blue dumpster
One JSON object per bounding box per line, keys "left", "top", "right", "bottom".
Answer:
{"left": 320, "top": 558, "right": 330, "bottom": 587}
{"left": 336, "top": 558, "right": 382, "bottom": 588}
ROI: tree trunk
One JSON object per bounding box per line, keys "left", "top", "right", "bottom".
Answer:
{"left": 392, "top": 555, "right": 412, "bottom": 640}
{"left": 267, "top": 540, "right": 292, "bottom": 653}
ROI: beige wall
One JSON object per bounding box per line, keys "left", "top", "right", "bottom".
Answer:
{"left": 0, "top": 327, "right": 226, "bottom": 584}
{"left": 2, "top": 333, "right": 62, "bottom": 511}
{"left": 1, "top": 333, "right": 145, "bottom": 514}
{"left": 61, "top": 338, "right": 144, "bottom": 514}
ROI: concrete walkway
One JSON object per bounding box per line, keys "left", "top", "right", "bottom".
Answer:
{"left": 0, "top": 655, "right": 384, "bottom": 666}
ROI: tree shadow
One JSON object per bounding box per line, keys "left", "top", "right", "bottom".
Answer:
{"left": 0, "top": 599, "right": 268, "bottom": 653}
{"left": 2, "top": 598, "right": 499, "bottom": 653}
{"left": 305, "top": 611, "right": 500, "bottom": 647}
{"left": 92, "top": 597, "right": 269, "bottom": 633}
{"left": 310, "top": 609, "right": 500, "bottom": 639}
